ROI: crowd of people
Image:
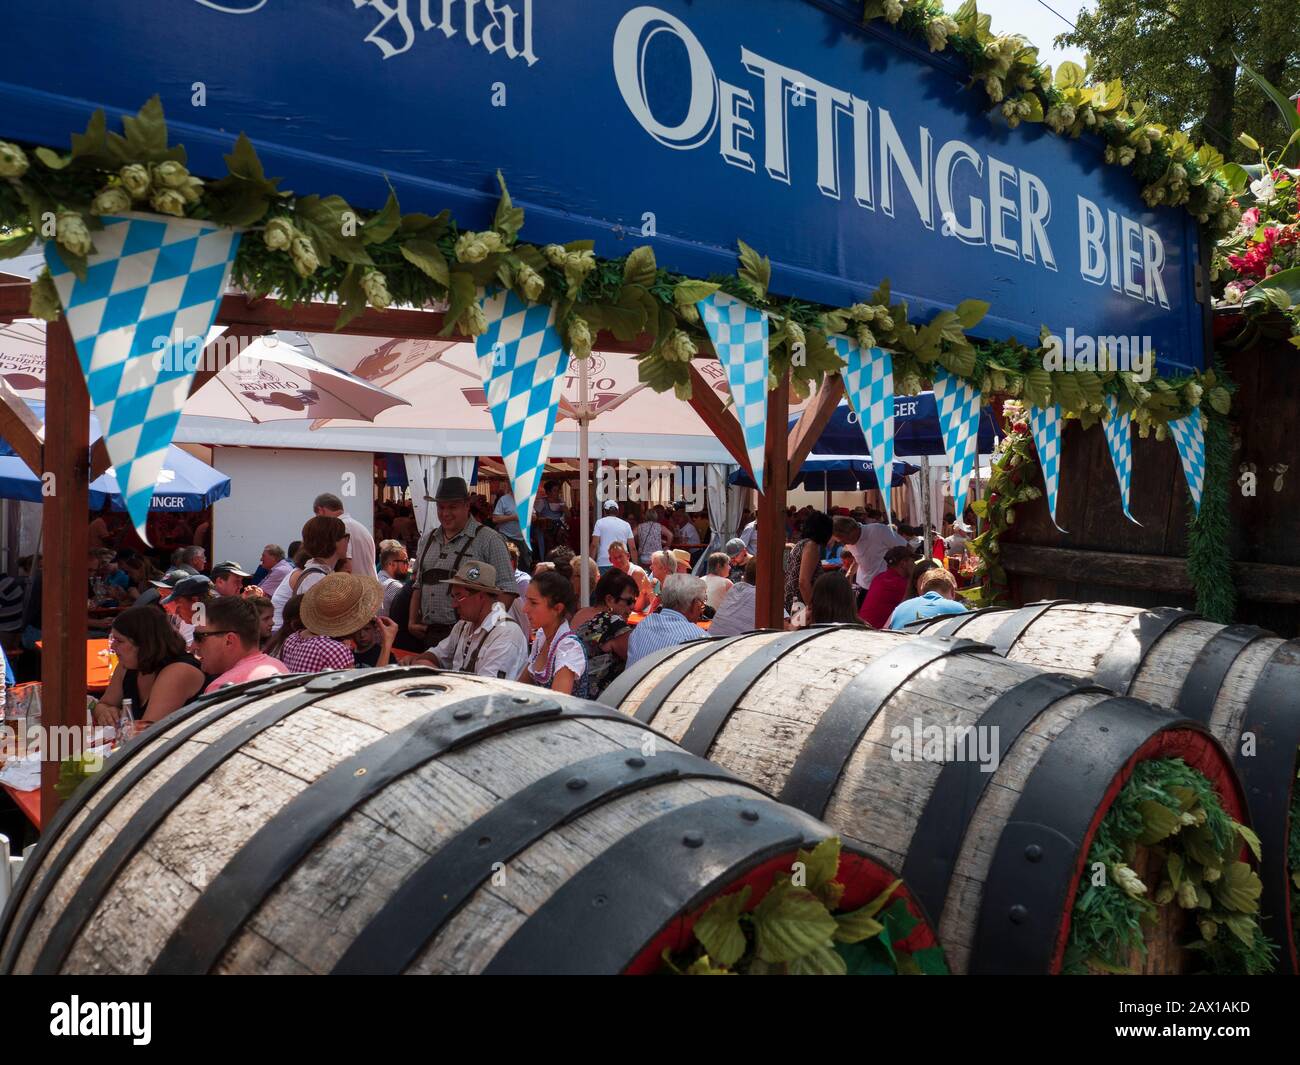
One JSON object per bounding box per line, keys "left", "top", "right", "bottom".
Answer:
{"left": 5, "top": 476, "right": 978, "bottom": 739}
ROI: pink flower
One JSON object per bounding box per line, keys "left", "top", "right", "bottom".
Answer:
{"left": 1240, "top": 206, "right": 1260, "bottom": 230}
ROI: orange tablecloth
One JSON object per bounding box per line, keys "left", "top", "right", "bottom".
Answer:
{"left": 35, "top": 639, "right": 114, "bottom": 693}
{"left": 628, "top": 612, "right": 711, "bottom": 631}
{"left": 2, "top": 782, "right": 40, "bottom": 829}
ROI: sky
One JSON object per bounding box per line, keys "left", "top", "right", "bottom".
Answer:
{"left": 974, "top": 0, "right": 1094, "bottom": 72}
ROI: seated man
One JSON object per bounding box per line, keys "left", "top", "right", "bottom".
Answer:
{"left": 160, "top": 573, "right": 214, "bottom": 650}
{"left": 887, "top": 567, "right": 969, "bottom": 629}
{"left": 412, "top": 561, "right": 528, "bottom": 679}
{"left": 626, "top": 573, "right": 708, "bottom": 667}
{"left": 211, "top": 561, "right": 253, "bottom": 598}
{"left": 193, "top": 595, "right": 290, "bottom": 691}
{"left": 724, "top": 537, "right": 750, "bottom": 583}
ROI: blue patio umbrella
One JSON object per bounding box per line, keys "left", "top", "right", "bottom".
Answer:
{"left": 0, "top": 402, "right": 231, "bottom": 511}
{"left": 798, "top": 394, "right": 1001, "bottom": 457}
{"left": 728, "top": 457, "right": 919, "bottom": 492}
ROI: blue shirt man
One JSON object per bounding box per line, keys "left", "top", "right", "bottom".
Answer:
{"left": 626, "top": 574, "right": 708, "bottom": 666}
{"left": 887, "top": 590, "right": 968, "bottom": 629}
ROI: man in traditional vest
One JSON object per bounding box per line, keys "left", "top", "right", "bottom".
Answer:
{"left": 412, "top": 561, "right": 528, "bottom": 679}
{"left": 409, "top": 477, "right": 517, "bottom": 648}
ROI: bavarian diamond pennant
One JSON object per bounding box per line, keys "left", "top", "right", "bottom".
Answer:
{"left": 45, "top": 213, "right": 240, "bottom": 542}
{"left": 834, "top": 338, "right": 895, "bottom": 520}
{"left": 1028, "top": 404, "right": 1067, "bottom": 532}
{"left": 1103, "top": 394, "right": 1140, "bottom": 524}
{"left": 696, "top": 291, "right": 769, "bottom": 491}
{"left": 1167, "top": 411, "right": 1206, "bottom": 514}
{"left": 475, "top": 290, "right": 569, "bottom": 548}
{"left": 932, "top": 367, "right": 982, "bottom": 525}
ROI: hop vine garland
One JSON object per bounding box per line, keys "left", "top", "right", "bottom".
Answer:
{"left": 1065, "top": 758, "right": 1274, "bottom": 976}
{"left": 862, "top": 0, "right": 1238, "bottom": 237}
{"left": 664, "top": 837, "right": 947, "bottom": 975}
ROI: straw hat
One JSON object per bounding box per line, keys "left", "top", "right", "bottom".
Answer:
{"left": 671, "top": 549, "right": 692, "bottom": 567}
{"left": 300, "top": 571, "right": 383, "bottom": 638}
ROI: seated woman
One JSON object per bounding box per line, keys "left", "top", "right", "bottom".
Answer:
{"left": 92, "top": 605, "right": 205, "bottom": 733}
{"left": 806, "top": 571, "right": 862, "bottom": 626}
{"left": 518, "top": 570, "right": 588, "bottom": 697}
{"left": 570, "top": 569, "right": 637, "bottom": 698}
{"left": 275, "top": 573, "right": 397, "bottom": 673}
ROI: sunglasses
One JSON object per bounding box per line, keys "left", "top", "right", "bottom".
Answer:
{"left": 616, "top": 595, "right": 637, "bottom": 606}
{"left": 193, "top": 629, "right": 235, "bottom": 642}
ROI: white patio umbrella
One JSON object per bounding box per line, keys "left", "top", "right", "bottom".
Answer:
{"left": 204, "top": 331, "right": 411, "bottom": 423}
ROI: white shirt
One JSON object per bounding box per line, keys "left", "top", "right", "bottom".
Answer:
{"left": 945, "top": 533, "right": 969, "bottom": 554}
{"left": 430, "top": 602, "right": 528, "bottom": 679}
{"left": 509, "top": 570, "right": 530, "bottom": 632}
{"left": 677, "top": 522, "right": 701, "bottom": 546}
{"left": 591, "top": 515, "right": 634, "bottom": 566}
{"left": 340, "top": 511, "right": 378, "bottom": 584}
{"left": 740, "top": 521, "right": 758, "bottom": 555}
{"left": 703, "top": 574, "right": 733, "bottom": 611}
{"left": 841, "top": 522, "right": 908, "bottom": 591}
{"left": 271, "top": 562, "right": 329, "bottom": 631}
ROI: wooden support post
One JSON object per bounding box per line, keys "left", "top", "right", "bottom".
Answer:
{"left": 41, "top": 315, "right": 89, "bottom": 827}
{"left": 754, "top": 375, "right": 790, "bottom": 629}
{"left": 787, "top": 375, "right": 844, "bottom": 482}
{"left": 40, "top": 318, "right": 89, "bottom": 827}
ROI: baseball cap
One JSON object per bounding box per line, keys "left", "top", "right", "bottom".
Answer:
{"left": 150, "top": 568, "right": 192, "bottom": 590}
{"left": 602, "top": 500, "right": 619, "bottom": 512}
{"left": 162, "top": 575, "right": 214, "bottom": 604}
{"left": 211, "top": 561, "right": 253, "bottom": 578}
{"left": 724, "top": 538, "right": 747, "bottom": 557}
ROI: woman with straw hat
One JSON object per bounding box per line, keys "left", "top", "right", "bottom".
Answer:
{"left": 276, "top": 572, "right": 397, "bottom": 674}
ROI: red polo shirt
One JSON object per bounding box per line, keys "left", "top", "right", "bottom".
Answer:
{"left": 860, "top": 567, "right": 909, "bottom": 629}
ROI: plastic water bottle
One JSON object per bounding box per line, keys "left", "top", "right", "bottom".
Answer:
{"left": 117, "top": 698, "right": 134, "bottom": 745}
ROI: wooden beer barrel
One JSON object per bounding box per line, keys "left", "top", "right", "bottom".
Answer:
{"left": 906, "top": 601, "right": 1299, "bottom": 973}
{"left": 0, "top": 668, "right": 941, "bottom": 976}
{"left": 600, "top": 626, "right": 1253, "bottom": 974}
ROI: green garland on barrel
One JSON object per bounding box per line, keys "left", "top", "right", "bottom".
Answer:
{"left": 663, "top": 837, "right": 947, "bottom": 975}
{"left": 1065, "top": 758, "right": 1274, "bottom": 976}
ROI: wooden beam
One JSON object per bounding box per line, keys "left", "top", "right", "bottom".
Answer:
{"left": 787, "top": 375, "right": 844, "bottom": 484}
{"left": 1000, "top": 543, "right": 1300, "bottom": 605}
{"left": 755, "top": 374, "right": 790, "bottom": 629}
{"left": 686, "top": 362, "right": 754, "bottom": 479}
{"left": 89, "top": 439, "right": 112, "bottom": 481}
{"left": 0, "top": 378, "right": 44, "bottom": 475}
{"left": 0, "top": 281, "right": 30, "bottom": 322}
{"left": 41, "top": 318, "right": 89, "bottom": 827}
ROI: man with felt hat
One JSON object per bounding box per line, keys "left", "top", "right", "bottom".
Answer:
{"left": 408, "top": 476, "right": 517, "bottom": 649}
{"left": 410, "top": 561, "right": 528, "bottom": 679}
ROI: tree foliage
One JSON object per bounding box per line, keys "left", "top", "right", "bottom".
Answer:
{"left": 1057, "top": 0, "right": 1300, "bottom": 160}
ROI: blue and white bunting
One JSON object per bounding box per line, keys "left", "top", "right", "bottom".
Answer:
{"left": 696, "top": 291, "right": 769, "bottom": 491}
{"left": 475, "top": 289, "right": 569, "bottom": 548}
{"left": 1102, "top": 394, "right": 1140, "bottom": 524}
{"left": 834, "top": 339, "right": 895, "bottom": 521}
{"left": 1167, "top": 411, "right": 1206, "bottom": 514}
{"left": 932, "top": 367, "right": 982, "bottom": 525}
{"left": 1028, "top": 404, "right": 1067, "bottom": 532}
{"left": 45, "top": 213, "right": 240, "bottom": 541}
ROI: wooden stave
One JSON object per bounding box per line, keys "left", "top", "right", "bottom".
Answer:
{"left": 909, "top": 601, "right": 1299, "bottom": 972}
{"left": 607, "top": 625, "right": 1249, "bottom": 973}
{"left": 1, "top": 668, "right": 941, "bottom": 975}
